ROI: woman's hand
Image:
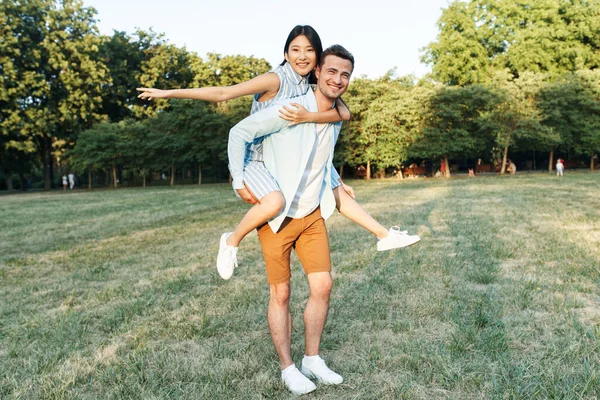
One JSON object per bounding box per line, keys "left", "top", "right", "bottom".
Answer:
{"left": 137, "top": 88, "right": 169, "bottom": 100}
{"left": 342, "top": 182, "right": 355, "bottom": 199}
{"left": 279, "top": 103, "right": 310, "bottom": 126}
{"left": 236, "top": 187, "right": 259, "bottom": 205}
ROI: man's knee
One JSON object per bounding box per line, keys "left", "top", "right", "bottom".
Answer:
{"left": 309, "top": 272, "right": 333, "bottom": 299}
{"left": 270, "top": 282, "right": 291, "bottom": 306}
{"left": 262, "top": 191, "right": 285, "bottom": 219}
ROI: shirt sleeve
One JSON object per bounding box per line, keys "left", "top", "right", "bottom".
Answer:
{"left": 330, "top": 122, "right": 343, "bottom": 189}
{"left": 228, "top": 103, "right": 291, "bottom": 190}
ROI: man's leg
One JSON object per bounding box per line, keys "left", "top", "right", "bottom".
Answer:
{"left": 294, "top": 210, "right": 343, "bottom": 385}
{"left": 268, "top": 281, "right": 293, "bottom": 369}
{"left": 304, "top": 272, "right": 332, "bottom": 356}
{"left": 259, "top": 220, "right": 317, "bottom": 395}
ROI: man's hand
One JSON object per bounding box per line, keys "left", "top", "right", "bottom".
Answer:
{"left": 279, "top": 103, "right": 309, "bottom": 126}
{"left": 342, "top": 182, "right": 355, "bottom": 199}
{"left": 236, "top": 187, "right": 259, "bottom": 205}
{"left": 137, "top": 88, "right": 169, "bottom": 100}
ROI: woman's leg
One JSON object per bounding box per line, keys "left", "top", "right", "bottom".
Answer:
{"left": 333, "top": 185, "right": 421, "bottom": 251}
{"left": 333, "top": 186, "right": 388, "bottom": 239}
{"left": 227, "top": 190, "right": 284, "bottom": 247}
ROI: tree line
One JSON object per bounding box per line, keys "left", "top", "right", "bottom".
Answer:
{"left": 2, "top": 0, "right": 599, "bottom": 190}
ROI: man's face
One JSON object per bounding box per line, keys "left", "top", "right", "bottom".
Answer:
{"left": 315, "top": 55, "right": 353, "bottom": 100}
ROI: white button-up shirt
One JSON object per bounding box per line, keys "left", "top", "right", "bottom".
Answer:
{"left": 228, "top": 89, "right": 341, "bottom": 233}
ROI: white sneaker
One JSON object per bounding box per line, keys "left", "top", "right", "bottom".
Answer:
{"left": 377, "top": 226, "right": 421, "bottom": 251}
{"left": 216, "top": 232, "right": 238, "bottom": 280}
{"left": 301, "top": 356, "right": 343, "bottom": 385}
{"left": 282, "top": 365, "right": 317, "bottom": 395}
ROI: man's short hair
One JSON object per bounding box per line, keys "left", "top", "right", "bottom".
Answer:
{"left": 319, "top": 45, "right": 354, "bottom": 71}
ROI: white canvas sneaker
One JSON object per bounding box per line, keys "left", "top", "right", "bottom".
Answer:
{"left": 377, "top": 226, "right": 421, "bottom": 251}
{"left": 282, "top": 365, "right": 317, "bottom": 395}
{"left": 216, "top": 232, "right": 238, "bottom": 280}
{"left": 301, "top": 356, "right": 343, "bottom": 385}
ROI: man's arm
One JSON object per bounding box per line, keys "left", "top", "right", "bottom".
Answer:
{"left": 228, "top": 103, "right": 292, "bottom": 190}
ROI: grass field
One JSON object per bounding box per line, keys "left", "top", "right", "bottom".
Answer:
{"left": 2, "top": 172, "right": 600, "bottom": 399}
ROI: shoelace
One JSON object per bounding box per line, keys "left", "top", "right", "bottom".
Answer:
{"left": 390, "top": 226, "right": 408, "bottom": 235}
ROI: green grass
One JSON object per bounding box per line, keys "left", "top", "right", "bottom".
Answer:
{"left": 2, "top": 172, "right": 600, "bottom": 399}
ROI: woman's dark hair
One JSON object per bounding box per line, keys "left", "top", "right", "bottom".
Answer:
{"left": 279, "top": 25, "right": 323, "bottom": 68}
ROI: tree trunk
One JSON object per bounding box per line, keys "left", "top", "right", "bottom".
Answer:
{"left": 500, "top": 145, "right": 509, "bottom": 175}
{"left": 339, "top": 164, "right": 344, "bottom": 179}
{"left": 198, "top": 165, "right": 202, "bottom": 185}
{"left": 591, "top": 154, "right": 595, "bottom": 171}
{"left": 19, "top": 172, "right": 25, "bottom": 191}
{"left": 88, "top": 168, "right": 92, "bottom": 190}
{"left": 366, "top": 160, "right": 371, "bottom": 180}
{"left": 548, "top": 149, "right": 554, "bottom": 173}
{"left": 105, "top": 169, "right": 109, "bottom": 186}
{"left": 170, "top": 163, "right": 175, "bottom": 186}
{"left": 4, "top": 172, "right": 12, "bottom": 191}
{"left": 143, "top": 174, "right": 146, "bottom": 188}
{"left": 49, "top": 146, "right": 55, "bottom": 189}
{"left": 444, "top": 155, "right": 450, "bottom": 178}
{"left": 41, "top": 138, "right": 52, "bottom": 190}
{"left": 112, "top": 165, "right": 118, "bottom": 188}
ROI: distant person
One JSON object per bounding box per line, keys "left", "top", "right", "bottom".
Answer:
{"left": 62, "top": 174, "right": 68, "bottom": 191}
{"left": 556, "top": 158, "right": 564, "bottom": 177}
{"left": 507, "top": 160, "right": 517, "bottom": 174}
{"left": 468, "top": 168, "right": 475, "bottom": 177}
{"left": 68, "top": 172, "right": 75, "bottom": 189}
{"left": 137, "top": 25, "right": 417, "bottom": 284}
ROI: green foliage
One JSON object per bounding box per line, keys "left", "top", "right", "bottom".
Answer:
{"left": 423, "top": 0, "right": 600, "bottom": 85}
{"left": 410, "top": 85, "right": 500, "bottom": 160}
{"left": 362, "top": 84, "right": 432, "bottom": 170}
{"left": 69, "top": 122, "right": 122, "bottom": 174}
{"left": 537, "top": 70, "right": 600, "bottom": 158}
{"left": 1, "top": 0, "right": 108, "bottom": 189}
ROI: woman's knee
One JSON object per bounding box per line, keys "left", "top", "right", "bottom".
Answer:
{"left": 261, "top": 191, "right": 285, "bottom": 218}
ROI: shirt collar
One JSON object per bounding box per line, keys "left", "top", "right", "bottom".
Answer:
{"left": 282, "top": 61, "right": 305, "bottom": 85}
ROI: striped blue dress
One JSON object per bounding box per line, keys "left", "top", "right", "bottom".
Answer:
{"left": 241, "top": 62, "right": 310, "bottom": 200}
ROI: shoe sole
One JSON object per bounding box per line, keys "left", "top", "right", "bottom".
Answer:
{"left": 300, "top": 367, "right": 343, "bottom": 385}
{"left": 290, "top": 386, "right": 316, "bottom": 396}
{"left": 216, "top": 233, "right": 234, "bottom": 280}
{"left": 377, "top": 236, "right": 421, "bottom": 252}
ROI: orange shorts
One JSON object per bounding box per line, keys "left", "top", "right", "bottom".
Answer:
{"left": 257, "top": 207, "right": 331, "bottom": 284}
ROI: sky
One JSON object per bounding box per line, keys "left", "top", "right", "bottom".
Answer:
{"left": 84, "top": 0, "right": 450, "bottom": 79}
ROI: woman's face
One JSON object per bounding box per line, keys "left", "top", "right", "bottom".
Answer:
{"left": 285, "top": 34, "right": 317, "bottom": 77}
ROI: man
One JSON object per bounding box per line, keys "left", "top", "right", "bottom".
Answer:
{"left": 68, "top": 171, "right": 75, "bottom": 190}
{"left": 227, "top": 45, "right": 354, "bottom": 395}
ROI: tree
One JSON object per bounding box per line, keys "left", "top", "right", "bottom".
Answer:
{"left": 538, "top": 71, "right": 600, "bottom": 170}
{"left": 69, "top": 122, "right": 123, "bottom": 188}
{"left": 166, "top": 100, "right": 230, "bottom": 184}
{"left": 410, "top": 85, "right": 499, "bottom": 177}
{"left": 485, "top": 71, "right": 556, "bottom": 174}
{"left": 361, "top": 84, "right": 432, "bottom": 177}
{"left": 338, "top": 74, "right": 396, "bottom": 179}
{"left": 423, "top": 0, "right": 600, "bottom": 85}
{"left": 2, "top": 0, "right": 108, "bottom": 190}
